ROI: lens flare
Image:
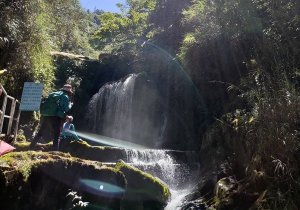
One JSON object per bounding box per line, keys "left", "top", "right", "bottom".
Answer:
{"left": 74, "top": 131, "right": 148, "bottom": 149}
{"left": 79, "top": 179, "right": 125, "bottom": 197}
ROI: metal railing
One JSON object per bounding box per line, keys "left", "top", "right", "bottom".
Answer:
{"left": 0, "top": 84, "right": 21, "bottom": 142}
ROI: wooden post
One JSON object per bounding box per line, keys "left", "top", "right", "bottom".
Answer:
{"left": 7, "top": 98, "right": 16, "bottom": 136}
{"left": 0, "top": 84, "right": 21, "bottom": 142}
{"left": 13, "top": 109, "right": 21, "bottom": 143}
{"left": 0, "top": 84, "right": 8, "bottom": 134}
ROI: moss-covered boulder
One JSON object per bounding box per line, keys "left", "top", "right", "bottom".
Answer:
{"left": 61, "top": 140, "right": 128, "bottom": 162}
{"left": 14, "top": 141, "right": 53, "bottom": 151}
{"left": 116, "top": 160, "right": 170, "bottom": 210}
{"left": 0, "top": 151, "right": 126, "bottom": 210}
{"left": 14, "top": 140, "right": 195, "bottom": 165}
{"left": 0, "top": 151, "right": 170, "bottom": 210}
{"left": 14, "top": 141, "right": 127, "bottom": 162}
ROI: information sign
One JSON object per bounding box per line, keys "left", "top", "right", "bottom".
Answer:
{"left": 20, "top": 82, "right": 44, "bottom": 111}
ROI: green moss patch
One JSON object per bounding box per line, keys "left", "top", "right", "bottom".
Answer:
{"left": 0, "top": 151, "right": 107, "bottom": 181}
{"left": 14, "top": 141, "right": 53, "bottom": 152}
{"left": 115, "top": 160, "right": 170, "bottom": 203}
{"left": 61, "top": 140, "right": 128, "bottom": 162}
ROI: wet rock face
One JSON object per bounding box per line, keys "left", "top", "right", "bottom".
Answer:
{"left": 215, "top": 177, "right": 238, "bottom": 201}
{"left": 0, "top": 151, "right": 170, "bottom": 210}
{"left": 179, "top": 174, "right": 263, "bottom": 210}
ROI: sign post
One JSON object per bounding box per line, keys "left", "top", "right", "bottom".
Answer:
{"left": 20, "top": 82, "right": 44, "bottom": 111}
{"left": 17, "top": 82, "right": 44, "bottom": 143}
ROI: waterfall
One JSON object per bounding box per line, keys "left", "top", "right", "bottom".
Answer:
{"left": 87, "top": 72, "right": 202, "bottom": 150}
{"left": 87, "top": 73, "right": 166, "bottom": 147}
{"left": 87, "top": 73, "right": 201, "bottom": 209}
{"left": 125, "top": 149, "right": 177, "bottom": 187}
{"left": 124, "top": 149, "right": 200, "bottom": 209}
{"left": 88, "top": 74, "right": 138, "bottom": 141}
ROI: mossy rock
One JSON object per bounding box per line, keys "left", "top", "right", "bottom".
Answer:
{"left": 61, "top": 140, "right": 127, "bottom": 162}
{"left": 0, "top": 151, "right": 170, "bottom": 210}
{"left": 14, "top": 141, "right": 127, "bottom": 162}
{"left": 215, "top": 177, "right": 263, "bottom": 210}
{"left": 116, "top": 160, "right": 170, "bottom": 208}
{"left": 14, "top": 141, "right": 53, "bottom": 152}
{"left": 0, "top": 151, "right": 126, "bottom": 210}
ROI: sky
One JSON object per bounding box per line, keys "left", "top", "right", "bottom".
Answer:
{"left": 80, "top": 0, "right": 126, "bottom": 13}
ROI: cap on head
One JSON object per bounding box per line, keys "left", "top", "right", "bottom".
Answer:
{"left": 66, "top": 115, "right": 73, "bottom": 122}
{"left": 61, "top": 84, "right": 73, "bottom": 94}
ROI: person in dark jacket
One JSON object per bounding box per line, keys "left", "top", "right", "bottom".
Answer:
{"left": 30, "top": 84, "right": 74, "bottom": 150}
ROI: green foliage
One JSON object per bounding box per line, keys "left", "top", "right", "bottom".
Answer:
{"left": 0, "top": 0, "right": 96, "bottom": 97}
{"left": 182, "top": 0, "right": 205, "bottom": 24}
{"left": 92, "top": 0, "right": 157, "bottom": 56}
{"left": 0, "top": 0, "right": 34, "bottom": 96}
{"left": 47, "top": 0, "right": 97, "bottom": 57}
{"left": 1, "top": 151, "right": 39, "bottom": 180}
{"left": 176, "top": 0, "right": 300, "bottom": 207}
{"left": 15, "top": 129, "right": 27, "bottom": 143}
{"left": 147, "top": 0, "right": 192, "bottom": 53}
{"left": 0, "top": 0, "right": 299, "bottom": 207}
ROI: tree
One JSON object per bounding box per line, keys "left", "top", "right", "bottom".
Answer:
{"left": 92, "top": 0, "right": 157, "bottom": 56}
{"left": 0, "top": 0, "right": 96, "bottom": 96}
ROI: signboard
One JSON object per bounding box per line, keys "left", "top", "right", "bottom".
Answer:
{"left": 20, "top": 82, "right": 44, "bottom": 111}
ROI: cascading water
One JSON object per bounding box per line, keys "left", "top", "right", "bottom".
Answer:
{"left": 87, "top": 73, "right": 165, "bottom": 147}
{"left": 124, "top": 149, "right": 200, "bottom": 209}
{"left": 87, "top": 74, "right": 201, "bottom": 209}
{"left": 88, "top": 74, "right": 138, "bottom": 141}
{"left": 125, "top": 149, "right": 177, "bottom": 187}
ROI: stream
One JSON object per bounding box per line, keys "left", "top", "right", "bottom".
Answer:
{"left": 124, "top": 149, "right": 200, "bottom": 209}
{"left": 87, "top": 73, "right": 201, "bottom": 209}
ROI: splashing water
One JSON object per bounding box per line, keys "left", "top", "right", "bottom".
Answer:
{"left": 125, "top": 149, "right": 177, "bottom": 187}
{"left": 165, "top": 188, "right": 194, "bottom": 210}
{"left": 123, "top": 148, "right": 200, "bottom": 209}
{"left": 88, "top": 74, "right": 138, "bottom": 141}
{"left": 75, "top": 131, "right": 200, "bottom": 209}
{"left": 87, "top": 73, "right": 168, "bottom": 148}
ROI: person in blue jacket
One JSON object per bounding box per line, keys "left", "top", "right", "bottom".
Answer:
{"left": 30, "top": 84, "right": 74, "bottom": 150}
{"left": 59, "top": 115, "right": 81, "bottom": 150}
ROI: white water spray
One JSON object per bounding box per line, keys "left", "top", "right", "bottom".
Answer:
{"left": 125, "top": 149, "right": 177, "bottom": 187}
{"left": 124, "top": 149, "right": 200, "bottom": 209}
{"left": 88, "top": 74, "right": 138, "bottom": 140}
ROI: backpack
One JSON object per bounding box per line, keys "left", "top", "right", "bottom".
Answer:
{"left": 40, "top": 91, "right": 64, "bottom": 116}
